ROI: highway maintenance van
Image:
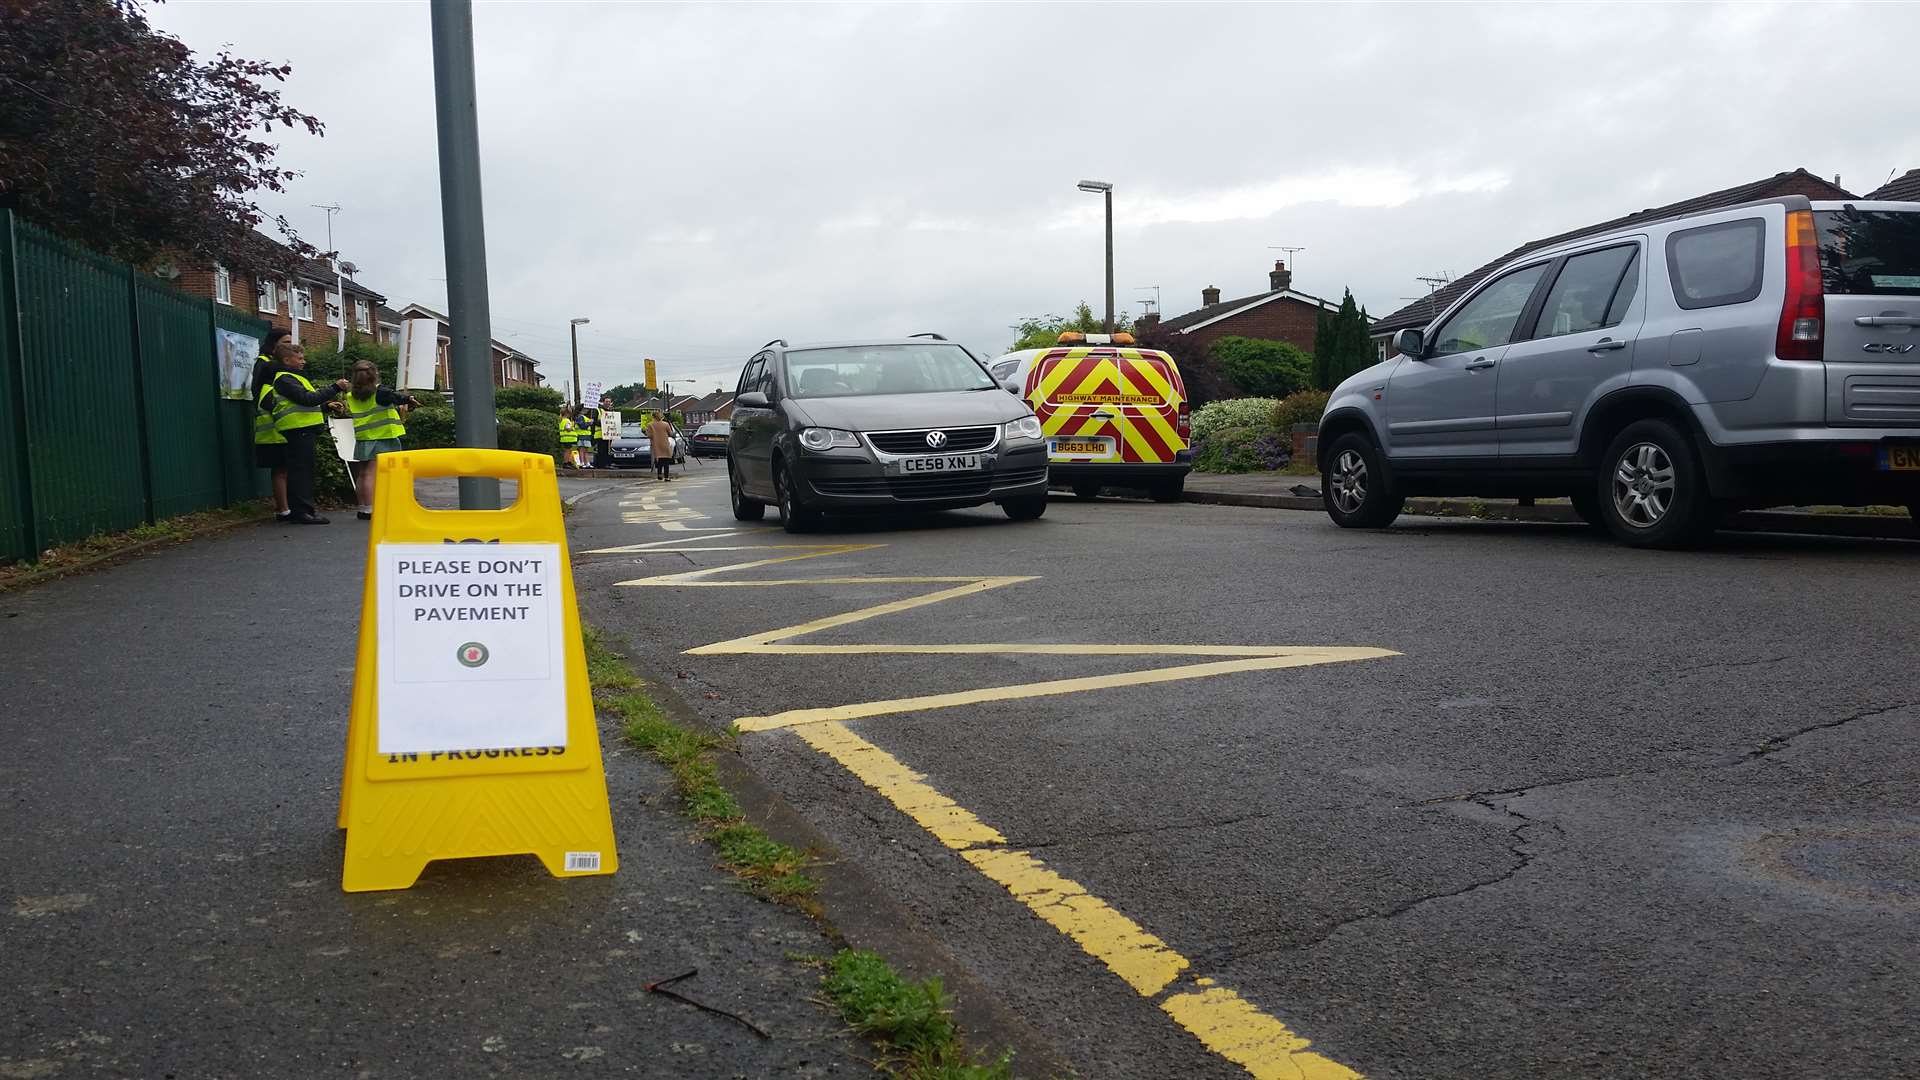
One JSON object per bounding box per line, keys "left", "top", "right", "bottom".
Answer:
{"left": 988, "top": 332, "right": 1192, "bottom": 501}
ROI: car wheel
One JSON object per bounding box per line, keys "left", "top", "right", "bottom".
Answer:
{"left": 1599, "top": 419, "right": 1715, "bottom": 548}
{"left": 1072, "top": 482, "right": 1101, "bottom": 501}
{"left": 777, "top": 460, "right": 821, "bottom": 534}
{"left": 1568, "top": 488, "right": 1604, "bottom": 527}
{"left": 1148, "top": 478, "right": 1184, "bottom": 503}
{"left": 729, "top": 460, "right": 764, "bottom": 521}
{"left": 1001, "top": 495, "right": 1047, "bottom": 521}
{"left": 1322, "top": 432, "right": 1403, "bottom": 528}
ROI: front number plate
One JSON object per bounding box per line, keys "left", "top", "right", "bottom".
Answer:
{"left": 1883, "top": 445, "right": 1920, "bottom": 471}
{"left": 898, "top": 454, "right": 982, "bottom": 473}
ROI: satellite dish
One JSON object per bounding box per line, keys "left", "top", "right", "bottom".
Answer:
{"left": 341, "top": 261, "right": 359, "bottom": 276}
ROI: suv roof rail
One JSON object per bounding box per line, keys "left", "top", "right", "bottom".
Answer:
{"left": 761, "top": 338, "right": 788, "bottom": 349}
{"left": 908, "top": 332, "right": 948, "bottom": 341}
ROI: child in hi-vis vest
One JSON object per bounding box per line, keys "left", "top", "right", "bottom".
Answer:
{"left": 340, "top": 360, "right": 422, "bottom": 520}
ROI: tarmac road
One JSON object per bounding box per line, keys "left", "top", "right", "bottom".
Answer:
{"left": 570, "top": 471, "right": 1919, "bottom": 1080}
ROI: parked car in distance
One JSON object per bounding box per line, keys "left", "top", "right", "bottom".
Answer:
{"left": 689, "top": 420, "right": 730, "bottom": 458}
{"left": 1319, "top": 194, "right": 1920, "bottom": 547}
{"left": 727, "top": 335, "right": 1050, "bottom": 532}
{"left": 608, "top": 419, "right": 685, "bottom": 468}
{"left": 989, "top": 332, "right": 1193, "bottom": 502}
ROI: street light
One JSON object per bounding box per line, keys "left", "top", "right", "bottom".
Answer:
{"left": 569, "top": 317, "right": 590, "bottom": 407}
{"left": 1077, "top": 180, "right": 1114, "bottom": 334}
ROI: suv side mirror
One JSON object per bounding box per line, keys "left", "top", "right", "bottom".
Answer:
{"left": 737, "top": 391, "right": 770, "bottom": 410}
{"left": 1393, "top": 328, "right": 1425, "bottom": 359}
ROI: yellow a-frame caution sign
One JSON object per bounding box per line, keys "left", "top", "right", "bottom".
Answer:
{"left": 339, "top": 448, "right": 617, "bottom": 892}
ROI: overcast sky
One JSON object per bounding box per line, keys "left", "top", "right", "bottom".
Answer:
{"left": 151, "top": 1, "right": 1920, "bottom": 397}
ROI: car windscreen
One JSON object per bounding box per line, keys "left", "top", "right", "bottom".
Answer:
{"left": 619, "top": 422, "right": 647, "bottom": 438}
{"left": 1817, "top": 209, "right": 1920, "bottom": 295}
{"left": 783, "top": 344, "right": 994, "bottom": 398}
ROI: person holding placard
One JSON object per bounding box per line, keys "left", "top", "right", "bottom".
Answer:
{"left": 342, "top": 359, "right": 422, "bottom": 521}
{"left": 251, "top": 328, "right": 292, "bottom": 522}
{"left": 267, "top": 342, "right": 349, "bottom": 525}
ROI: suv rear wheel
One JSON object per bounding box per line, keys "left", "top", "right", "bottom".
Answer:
{"left": 1598, "top": 419, "right": 1715, "bottom": 548}
{"left": 1148, "top": 478, "right": 1184, "bottom": 503}
{"left": 1001, "top": 494, "right": 1047, "bottom": 521}
{"left": 1322, "top": 433, "right": 1403, "bottom": 529}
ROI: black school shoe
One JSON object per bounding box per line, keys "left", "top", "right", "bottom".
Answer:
{"left": 290, "top": 514, "right": 331, "bottom": 525}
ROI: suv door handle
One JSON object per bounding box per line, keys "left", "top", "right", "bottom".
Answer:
{"left": 1588, "top": 338, "right": 1628, "bottom": 352}
{"left": 1465, "top": 357, "right": 1497, "bottom": 370}
{"left": 1856, "top": 316, "right": 1920, "bottom": 327}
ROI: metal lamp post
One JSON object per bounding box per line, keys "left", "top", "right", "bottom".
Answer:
{"left": 569, "top": 317, "right": 590, "bottom": 407}
{"left": 1077, "top": 179, "right": 1114, "bottom": 334}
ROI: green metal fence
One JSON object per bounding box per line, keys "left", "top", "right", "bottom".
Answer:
{"left": 0, "top": 209, "right": 273, "bottom": 562}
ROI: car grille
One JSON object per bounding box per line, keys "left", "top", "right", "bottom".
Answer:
{"left": 812, "top": 466, "right": 1046, "bottom": 502}
{"left": 866, "top": 426, "right": 999, "bottom": 455}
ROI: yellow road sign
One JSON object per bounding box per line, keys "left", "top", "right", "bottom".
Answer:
{"left": 339, "top": 448, "right": 617, "bottom": 892}
{"left": 644, "top": 358, "right": 657, "bottom": 391}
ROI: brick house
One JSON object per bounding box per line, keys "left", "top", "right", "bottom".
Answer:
{"left": 1139, "top": 261, "right": 1342, "bottom": 356}
{"left": 393, "top": 302, "right": 543, "bottom": 388}
{"left": 171, "top": 234, "right": 387, "bottom": 348}
{"left": 1865, "top": 167, "right": 1920, "bottom": 202}
{"left": 677, "top": 391, "right": 735, "bottom": 426}
{"left": 1368, "top": 167, "right": 1859, "bottom": 359}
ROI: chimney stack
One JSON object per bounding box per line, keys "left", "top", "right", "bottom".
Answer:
{"left": 1201, "top": 286, "right": 1221, "bottom": 307}
{"left": 1270, "top": 260, "right": 1292, "bottom": 292}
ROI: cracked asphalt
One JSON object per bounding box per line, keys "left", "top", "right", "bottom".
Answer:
{"left": 572, "top": 476, "right": 1919, "bottom": 1080}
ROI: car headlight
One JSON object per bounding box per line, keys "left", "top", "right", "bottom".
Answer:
{"left": 1005, "top": 416, "right": 1044, "bottom": 441}
{"left": 799, "top": 427, "right": 861, "bottom": 451}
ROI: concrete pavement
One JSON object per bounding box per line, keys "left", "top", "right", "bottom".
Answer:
{"left": 0, "top": 481, "right": 872, "bottom": 1078}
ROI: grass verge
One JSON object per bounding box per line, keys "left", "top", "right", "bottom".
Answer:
{"left": 582, "top": 624, "right": 815, "bottom": 903}
{"left": 581, "top": 624, "right": 1016, "bottom": 1078}
{"left": 0, "top": 500, "right": 272, "bottom": 590}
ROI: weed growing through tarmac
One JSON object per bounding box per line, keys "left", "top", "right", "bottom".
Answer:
{"left": 582, "top": 625, "right": 815, "bottom": 902}
{"left": 820, "top": 950, "right": 1014, "bottom": 1080}
{"left": 582, "top": 625, "right": 1017, "bottom": 1078}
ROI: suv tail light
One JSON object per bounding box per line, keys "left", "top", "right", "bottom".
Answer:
{"left": 1777, "top": 208, "right": 1824, "bottom": 361}
{"left": 1177, "top": 401, "right": 1191, "bottom": 440}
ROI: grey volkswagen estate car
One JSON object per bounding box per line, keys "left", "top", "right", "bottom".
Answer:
{"left": 726, "top": 336, "right": 1050, "bottom": 532}
{"left": 1319, "top": 194, "right": 1920, "bottom": 547}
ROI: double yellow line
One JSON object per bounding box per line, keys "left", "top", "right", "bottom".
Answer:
{"left": 601, "top": 537, "right": 1394, "bottom": 1079}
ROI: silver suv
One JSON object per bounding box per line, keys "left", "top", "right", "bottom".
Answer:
{"left": 1319, "top": 194, "right": 1920, "bottom": 546}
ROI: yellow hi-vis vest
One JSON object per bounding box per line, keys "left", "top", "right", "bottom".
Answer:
{"left": 345, "top": 390, "right": 405, "bottom": 441}
{"left": 254, "top": 381, "right": 287, "bottom": 446}
{"left": 558, "top": 417, "right": 578, "bottom": 445}
{"left": 270, "top": 371, "right": 327, "bottom": 433}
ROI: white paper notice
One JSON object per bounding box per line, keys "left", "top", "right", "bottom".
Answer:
{"left": 375, "top": 542, "right": 568, "bottom": 754}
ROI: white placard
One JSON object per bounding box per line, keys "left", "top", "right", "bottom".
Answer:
{"left": 598, "top": 409, "right": 620, "bottom": 440}
{"left": 327, "top": 417, "right": 357, "bottom": 464}
{"left": 583, "top": 381, "right": 604, "bottom": 410}
{"left": 215, "top": 328, "right": 260, "bottom": 400}
{"left": 375, "top": 542, "right": 568, "bottom": 754}
{"left": 396, "top": 318, "right": 440, "bottom": 391}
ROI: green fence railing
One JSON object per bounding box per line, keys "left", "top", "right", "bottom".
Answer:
{"left": 0, "top": 209, "right": 273, "bottom": 562}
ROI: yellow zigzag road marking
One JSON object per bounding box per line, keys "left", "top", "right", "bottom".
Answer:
{"left": 612, "top": 539, "right": 1387, "bottom": 1079}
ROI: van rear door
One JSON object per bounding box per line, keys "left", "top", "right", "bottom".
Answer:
{"left": 1028, "top": 347, "right": 1186, "bottom": 463}
{"left": 1816, "top": 205, "right": 1920, "bottom": 427}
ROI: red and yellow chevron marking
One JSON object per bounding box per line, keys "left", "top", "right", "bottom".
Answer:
{"left": 1025, "top": 348, "right": 1189, "bottom": 463}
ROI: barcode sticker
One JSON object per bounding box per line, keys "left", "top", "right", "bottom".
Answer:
{"left": 564, "top": 851, "right": 602, "bottom": 872}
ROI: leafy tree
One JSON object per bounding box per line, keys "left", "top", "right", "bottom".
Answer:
{"left": 303, "top": 334, "right": 398, "bottom": 387}
{"left": 496, "top": 385, "right": 565, "bottom": 413}
{"left": 1308, "top": 289, "right": 1376, "bottom": 390}
{"left": 1311, "top": 307, "right": 1334, "bottom": 391}
{"left": 599, "top": 382, "right": 649, "bottom": 408}
{"left": 1007, "top": 301, "right": 1133, "bottom": 352}
{"left": 0, "top": 0, "right": 326, "bottom": 270}
{"left": 1209, "top": 336, "right": 1311, "bottom": 399}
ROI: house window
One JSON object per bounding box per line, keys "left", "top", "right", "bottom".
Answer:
{"left": 213, "top": 264, "right": 232, "bottom": 305}
{"left": 294, "top": 287, "right": 314, "bottom": 322}
{"left": 325, "top": 291, "right": 343, "bottom": 328}
{"left": 256, "top": 279, "right": 277, "bottom": 314}
{"left": 354, "top": 299, "right": 370, "bottom": 331}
